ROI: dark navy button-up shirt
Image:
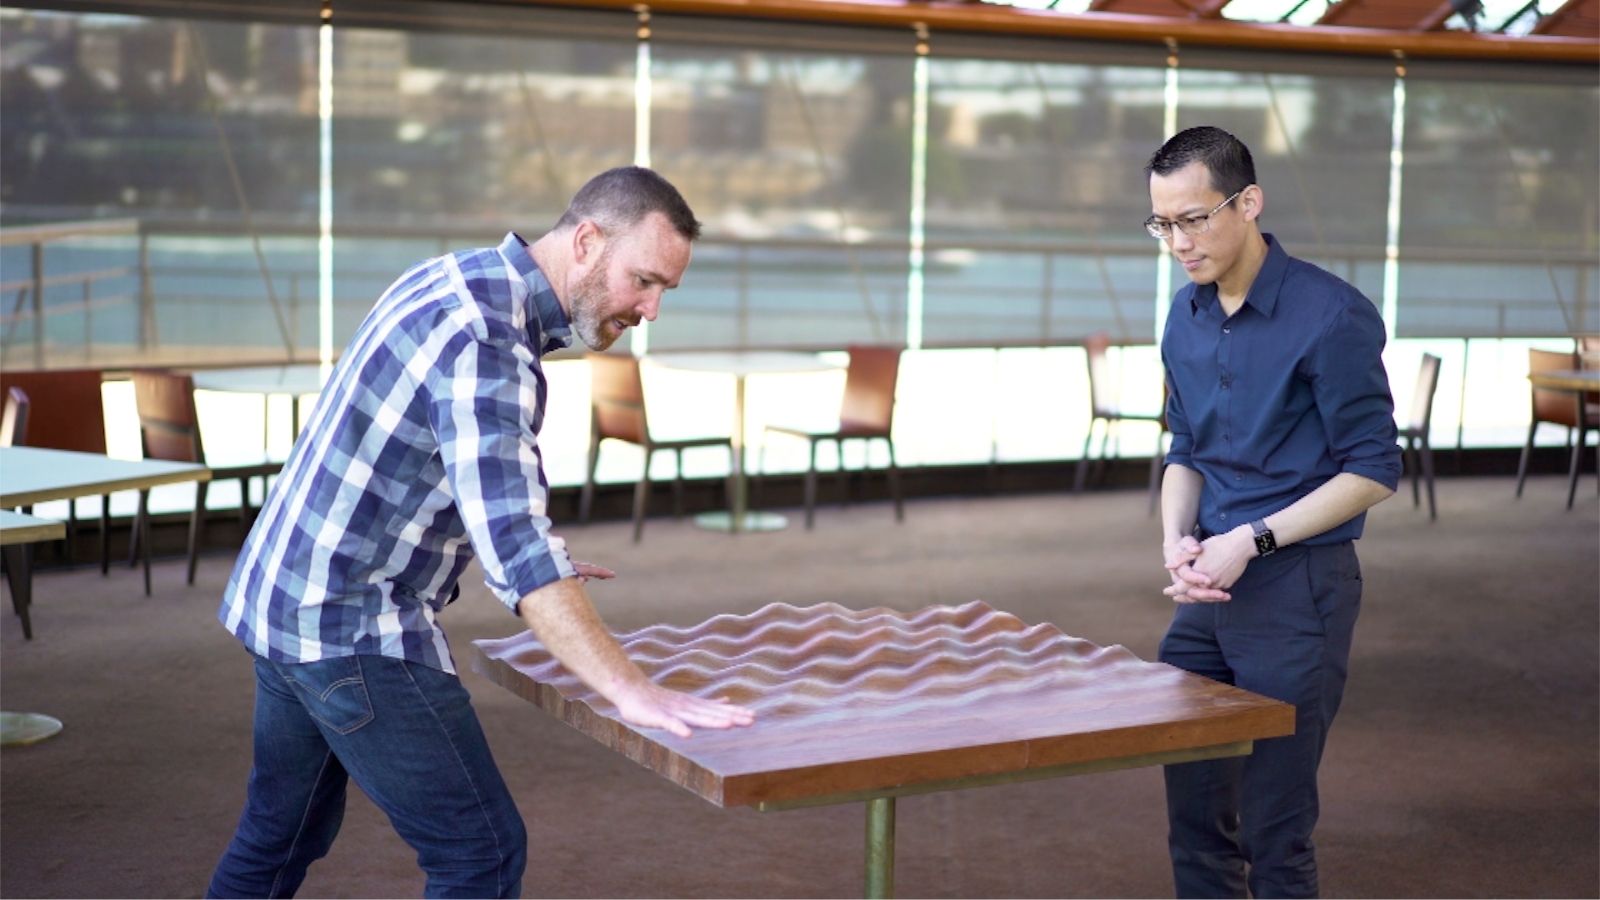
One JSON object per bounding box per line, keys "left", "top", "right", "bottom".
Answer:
{"left": 1161, "top": 234, "right": 1401, "bottom": 544}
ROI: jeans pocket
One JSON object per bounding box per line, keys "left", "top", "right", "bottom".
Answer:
{"left": 275, "top": 656, "right": 376, "bottom": 735}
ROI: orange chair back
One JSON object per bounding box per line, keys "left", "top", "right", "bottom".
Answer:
{"left": 838, "top": 346, "right": 901, "bottom": 436}
{"left": 1408, "top": 354, "right": 1442, "bottom": 433}
{"left": 0, "top": 369, "right": 106, "bottom": 453}
{"left": 132, "top": 370, "right": 205, "bottom": 464}
{"left": 1, "top": 386, "right": 29, "bottom": 447}
{"left": 587, "top": 353, "right": 649, "bottom": 445}
{"left": 1082, "top": 332, "right": 1116, "bottom": 418}
{"left": 1529, "top": 349, "right": 1581, "bottom": 428}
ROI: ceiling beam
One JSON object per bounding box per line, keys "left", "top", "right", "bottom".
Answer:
{"left": 1532, "top": 0, "right": 1593, "bottom": 34}
{"left": 1415, "top": 1, "right": 1460, "bottom": 30}
{"left": 1317, "top": 0, "right": 1375, "bottom": 26}
{"left": 505, "top": 0, "right": 1598, "bottom": 63}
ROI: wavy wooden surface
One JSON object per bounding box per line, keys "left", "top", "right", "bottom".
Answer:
{"left": 473, "top": 601, "right": 1293, "bottom": 807}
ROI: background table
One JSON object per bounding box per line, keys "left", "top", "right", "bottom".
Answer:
{"left": 474, "top": 601, "right": 1294, "bottom": 896}
{"left": 647, "top": 351, "right": 840, "bottom": 533}
{"left": 1, "top": 511, "right": 67, "bottom": 744}
{"left": 0, "top": 447, "right": 211, "bottom": 624}
{"left": 1527, "top": 368, "right": 1599, "bottom": 509}
{"left": 193, "top": 363, "right": 327, "bottom": 451}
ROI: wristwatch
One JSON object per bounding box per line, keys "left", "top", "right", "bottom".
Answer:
{"left": 1250, "top": 518, "right": 1277, "bottom": 557}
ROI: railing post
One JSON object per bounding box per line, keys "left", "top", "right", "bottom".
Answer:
{"left": 31, "top": 240, "right": 44, "bottom": 368}
{"left": 138, "top": 226, "right": 155, "bottom": 352}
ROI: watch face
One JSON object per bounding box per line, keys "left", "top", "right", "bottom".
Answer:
{"left": 1254, "top": 531, "right": 1275, "bottom": 556}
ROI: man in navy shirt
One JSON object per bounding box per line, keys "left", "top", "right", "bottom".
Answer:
{"left": 1148, "top": 127, "right": 1401, "bottom": 897}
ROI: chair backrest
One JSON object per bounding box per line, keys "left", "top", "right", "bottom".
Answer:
{"left": 1528, "top": 348, "right": 1581, "bottom": 428}
{"left": 1082, "top": 332, "right": 1116, "bottom": 417}
{"left": 587, "top": 353, "right": 650, "bottom": 445}
{"left": 838, "top": 345, "right": 901, "bottom": 435}
{"left": 0, "top": 387, "right": 29, "bottom": 447}
{"left": 0, "top": 369, "right": 107, "bottom": 453}
{"left": 1407, "top": 353, "right": 1443, "bottom": 432}
{"left": 131, "top": 370, "right": 205, "bottom": 464}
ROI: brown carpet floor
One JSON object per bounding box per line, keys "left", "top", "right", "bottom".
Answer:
{"left": 2, "top": 474, "right": 1596, "bottom": 898}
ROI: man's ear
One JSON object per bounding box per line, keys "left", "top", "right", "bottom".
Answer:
{"left": 1240, "top": 184, "right": 1264, "bottom": 223}
{"left": 571, "top": 220, "right": 605, "bottom": 266}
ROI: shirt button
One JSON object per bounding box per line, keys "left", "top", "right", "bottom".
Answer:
{"left": 1223, "top": 327, "right": 1231, "bottom": 334}
{"left": 1220, "top": 512, "right": 1229, "bottom": 520}
{"left": 1234, "top": 474, "right": 1243, "bottom": 481}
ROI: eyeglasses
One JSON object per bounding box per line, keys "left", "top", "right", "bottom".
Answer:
{"left": 1144, "top": 190, "right": 1243, "bottom": 240}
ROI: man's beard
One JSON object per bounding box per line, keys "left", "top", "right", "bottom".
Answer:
{"left": 569, "top": 254, "right": 619, "bottom": 351}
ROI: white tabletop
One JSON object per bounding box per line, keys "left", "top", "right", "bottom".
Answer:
{"left": 0, "top": 447, "right": 211, "bottom": 508}
{"left": 647, "top": 351, "right": 840, "bottom": 377}
{"left": 0, "top": 510, "right": 66, "bottom": 546}
{"left": 193, "top": 364, "right": 327, "bottom": 396}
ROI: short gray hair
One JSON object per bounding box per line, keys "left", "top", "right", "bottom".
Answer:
{"left": 553, "top": 166, "right": 701, "bottom": 241}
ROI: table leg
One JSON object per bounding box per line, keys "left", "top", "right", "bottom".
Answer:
{"left": 2, "top": 543, "right": 34, "bottom": 640}
{"left": 730, "top": 374, "right": 747, "bottom": 533}
{"left": 693, "top": 373, "right": 789, "bottom": 533}
{"left": 865, "top": 795, "right": 896, "bottom": 899}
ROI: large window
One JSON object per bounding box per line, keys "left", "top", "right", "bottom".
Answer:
{"left": 1, "top": 7, "right": 320, "bottom": 368}
{"left": 1398, "top": 62, "right": 1599, "bottom": 338}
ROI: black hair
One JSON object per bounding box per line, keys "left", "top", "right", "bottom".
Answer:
{"left": 1145, "top": 126, "right": 1257, "bottom": 196}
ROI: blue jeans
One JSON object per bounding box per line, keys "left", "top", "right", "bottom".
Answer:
{"left": 207, "top": 654, "right": 527, "bottom": 898}
{"left": 1159, "top": 542, "right": 1362, "bottom": 899}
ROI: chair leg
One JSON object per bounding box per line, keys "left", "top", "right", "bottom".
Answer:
{"left": 886, "top": 438, "right": 904, "bottom": 524}
{"left": 1074, "top": 419, "right": 1098, "bottom": 493}
{"left": 632, "top": 451, "right": 651, "bottom": 544}
{"left": 1566, "top": 424, "right": 1586, "bottom": 511}
{"left": 187, "top": 481, "right": 209, "bottom": 586}
{"left": 99, "top": 495, "right": 110, "bottom": 575}
{"left": 836, "top": 439, "right": 851, "bottom": 510}
{"left": 579, "top": 439, "right": 600, "bottom": 524}
{"left": 65, "top": 501, "right": 79, "bottom": 566}
{"left": 804, "top": 440, "right": 819, "bottom": 530}
{"left": 1406, "top": 436, "right": 1421, "bottom": 509}
{"left": 128, "top": 492, "right": 146, "bottom": 567}
{"left": 1420, "top": 441, "right": 1437, "bottom": 522}
{"left": 672, "top": 449, "right": 686, "bottom": 518}
{"left": 139, "top": 490, "right": 152, "bottom": 597}
{"left": 1514, "top": 421, "right": 1538, "bottom": 498}
{"left": 726, "top": 445, "right": 739, "bottom": 516}
{"left": 752, "top": 441, "right": 766, "bottom": 511}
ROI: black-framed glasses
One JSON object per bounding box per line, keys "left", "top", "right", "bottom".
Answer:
{"left": 1144, "top": 190, "right": 1243, "bottom": 240}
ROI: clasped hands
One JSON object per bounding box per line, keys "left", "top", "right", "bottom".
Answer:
{"left": 1163, "top": 527, "right": 1255, "bottom": 604}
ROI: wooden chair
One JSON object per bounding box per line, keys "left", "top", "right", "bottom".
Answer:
{"left": 1075, "top": 333, "right": 1164, "bottom": 494}
{"left": 1396, "top": 353, "right": 1442, "bottom": 521}
{"left": 0, "top": 370, "right": 112, "bottom": 572}
{"left": 1515, "top": 348, "right": 1594, "bottom": 510}
{"left": 756, "top": 346, "right": 904, "bottom": 531}
{"left": 578, "top": 354, "right": 735, "bottom": 543}
{"left": 128, "top": 371, "right": 282, "bottom": 592}
{"left": 0, "top": 387, "right": 28, "bottom": 448}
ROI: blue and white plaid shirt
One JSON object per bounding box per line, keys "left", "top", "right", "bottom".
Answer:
{"left": 219, "top": 232, "right": 578, "bottom": 673}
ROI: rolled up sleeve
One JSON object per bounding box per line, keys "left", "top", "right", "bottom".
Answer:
{"left": 1309, "top": 301, "right": 1402, "bottom": 491}
{"left": 425, "top": 320, "right": 574, "bottom": 611}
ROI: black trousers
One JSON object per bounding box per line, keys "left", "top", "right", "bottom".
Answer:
{"left": 1159, "top": 541, "right": 1362, "bottom": 899}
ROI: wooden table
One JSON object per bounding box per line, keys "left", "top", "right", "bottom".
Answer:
{"left": 0, "top": 447, "right": 211, "bottom": 630}
{"left": 1, "top": 511, "right": 67, "bottom": 745}
{"left": 647, "top": 352, "right": 840, "bottom": 533}
{"left": 474, "top": 601, "right": 1294, "bottom": 897}
{"left": 1527, "top": 369, "right": 1599, "bottom": 509}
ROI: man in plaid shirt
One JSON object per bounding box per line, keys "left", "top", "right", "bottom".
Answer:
{"left": 208, "top": 168, "right": 753, "bottom": 899}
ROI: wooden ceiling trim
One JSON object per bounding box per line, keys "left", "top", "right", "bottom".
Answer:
{"left": 508, "top": 0, "right": 1598, "bottom": 63}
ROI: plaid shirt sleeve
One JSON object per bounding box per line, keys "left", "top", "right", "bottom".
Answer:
{"left": 422, "top": 286, "right": 576, "bottom": 611}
